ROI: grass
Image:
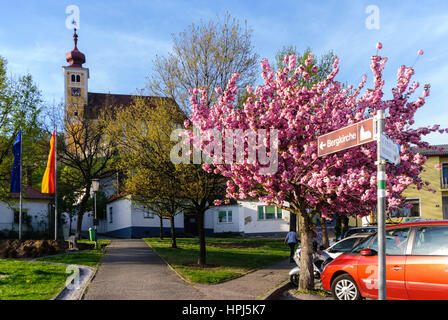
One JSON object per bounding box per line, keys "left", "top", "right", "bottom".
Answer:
{"left": 0, "top": 259, "right": 69, "bottom": 300}
{"left": 0, "top": 239, "right": 110, "bottom": 300}
{"left": 291, "top": 288, "right": 331, "bottom": 297}
{"left": 144, "top": 237, "right": 290, "bottom": 284}
{"left": 37, "top": 250, "right": 104, "bottom": 268}
{"left": 37, "top": 239, "right": 111, "bottom": 268}
{"left": 77, "top": 239, "right": 112, "bottom": 246}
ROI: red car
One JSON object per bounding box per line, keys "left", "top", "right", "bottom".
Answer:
{"left": 321, "top": 220, "right": 448, "bottom": 300}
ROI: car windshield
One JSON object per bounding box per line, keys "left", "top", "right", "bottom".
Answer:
{"left": 351, "top": 233, "right": 376, "bottom": 253}
{"left": 330, "top": 237, "right": 361, "bottom": 252}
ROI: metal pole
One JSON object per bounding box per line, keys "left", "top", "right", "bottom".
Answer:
{"left": 376, "top": 110, "right": 386, "bottom": 300}
{"left": 54, "top": 129, "right": 58, "bottom": 240}
{"left": 19, "top": 132, "right": 22, "bottom": 241}
{"left": 94, "top": 191, "right": 98, "bottom": 249}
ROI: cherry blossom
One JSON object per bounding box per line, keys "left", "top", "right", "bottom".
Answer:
{"left": 187, "top": 45, "right": 445, "bottom": 289}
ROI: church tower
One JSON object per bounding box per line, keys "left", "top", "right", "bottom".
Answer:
{"left": 63, "top": 29, "right": 89, "bottom": 120}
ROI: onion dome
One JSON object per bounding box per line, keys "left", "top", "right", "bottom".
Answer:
{"left": 65, "top": 29, "right": 86, "bottom": 67}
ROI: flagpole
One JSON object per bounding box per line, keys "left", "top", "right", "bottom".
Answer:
{"left": 19, "top": 131, "right": 22, "bottom": 241}
{"left": 54, "top": 129, "right": 58, "bottom": 240}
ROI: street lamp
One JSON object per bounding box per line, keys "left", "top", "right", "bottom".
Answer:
{"left": 92, "top": 178, "right": 100, "bottom": 249}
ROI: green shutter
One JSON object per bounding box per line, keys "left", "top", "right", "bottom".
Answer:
{"left": 228, "top": 211, "right": 232, "bottom": 222}
{"left": 277, "top": 207, "right": 282, "bottom": 219}
{"left": 258, "top": 206, "right": 264, "bottom": 220}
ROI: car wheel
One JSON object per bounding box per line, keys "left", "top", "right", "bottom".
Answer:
{"left": 290, "top": 274, "right": 299, "bottom": 287}
{"left": 331, "top": 274, "right": 361, "bottom": 300}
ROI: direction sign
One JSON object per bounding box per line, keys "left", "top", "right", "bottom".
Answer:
{"left": 318, "top": 118, "right": 375, "bottom": 157}
{"left": 379, "top": 132, "right": 401, "bottom": 165}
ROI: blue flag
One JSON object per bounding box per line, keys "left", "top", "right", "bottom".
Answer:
{"left": 10, "top": 131, "right": 22, "bottom": 193}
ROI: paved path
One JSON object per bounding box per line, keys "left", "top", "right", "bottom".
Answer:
{"left": 192, "top": 258, "right": 291, "bottom": 300}
{"left": 83, "top": 239, "right": 291, "bottom": 300}
{"left": 83, "top": 239, "right": 206, "bottom": 300}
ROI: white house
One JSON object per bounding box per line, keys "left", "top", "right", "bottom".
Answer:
{"left": 96, "top": 193, "right": 214, "bottom": 238}
{"left": 207, "top": 200, "right": 291, "bottom": 237}
{"left": 86, "top": 192, "right": 290, "bottom": 239}
{"left": 0, "top": 186, "right": 52, "bottom": 235}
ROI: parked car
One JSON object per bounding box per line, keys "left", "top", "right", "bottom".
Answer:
{"left": 289, "top": 233, "right": 373, "bottom": 286}
{"left": 325, "top": 233, "right": 374, "bottom": 259}
{"left": 336, "top": 226, "right": 378, "bottom": 241}
{"left": 321, "top": 220, "right": 448, "bottom": 300}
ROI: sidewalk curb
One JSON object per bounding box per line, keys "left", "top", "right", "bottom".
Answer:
{"left": 31, "top": 244, "right": 110, "bottom": 300}
{"left": 28, "top": 260, "right": 96, "bottom": 300}
{"left": 54, "top": 264, "right": 96, "bottom": 300}
{"left": 258, "top": 279, "right": 292, "bottom": 300}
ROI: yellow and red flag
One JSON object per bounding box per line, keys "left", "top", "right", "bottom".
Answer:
{"left": 41, "top": 130, "right": 56, "bottom": 194}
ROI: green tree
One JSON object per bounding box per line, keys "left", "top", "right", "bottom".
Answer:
{"left": 147, "top": 13, "right": 256, "bottom": 264}
{"left": 275, "top": 46, "right": 337, "bottom": 88}
{"left": 58, "top": 108, "right": 116, "bottom": 240}
{"left": 176, "top": 163, "right": 227, "bottom": 265}
{"left": 0, "top": 56, "right": 43, "bottom": 200}
{"left": 148, "top": 12, "right": 259, "bottom": 113}
{"left": 103, "top": 97, "right": 185, "bottom": 248}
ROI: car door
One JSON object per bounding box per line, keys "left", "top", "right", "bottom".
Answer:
{"left": 356, "top": 227, "right": 410, "bottom": 300}
{"left": 405, "top": 225, "right": 448, "bottom": 300}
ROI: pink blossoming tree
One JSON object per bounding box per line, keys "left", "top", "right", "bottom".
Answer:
{"left": 188, "top": 45, "right": 446, "bottom": 290}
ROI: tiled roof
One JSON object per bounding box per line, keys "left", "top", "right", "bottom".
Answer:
{"left": 84, "top": 92, "right": 177, "bottom": 119}
{"left": 107, "top": 192, "right": 128, "bottom": 203}
{"left": 412, "top": 144, "right": 448, "bottom": 156}
{"left": 10, "top": 186, "right": 53, "bottom": 201}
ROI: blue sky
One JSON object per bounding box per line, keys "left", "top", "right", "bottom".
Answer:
{"left": 1, "top": 0, "right": 447, "bottom": 144}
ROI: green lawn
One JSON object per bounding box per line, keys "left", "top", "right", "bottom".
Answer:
{"left": 37, "top": 239, "right": 111, "bottom": 267}
{"left": 0, "top": 239, "right": 111, "bottom": 300}
{"left": 0, "top": 259, "right": 69, "bottom": 300}
{"left": 144, "top": 237, "right": 290, "bottom": 284}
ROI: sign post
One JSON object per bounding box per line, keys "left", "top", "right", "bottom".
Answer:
{"left": 376, "top": 110, "right": 387, "bottom": 300}
{"left": 318, "top": 118, "right": 374, "bottom": 156}
{"left": 379, "top": 132, "right": 401, "bottom": 166}
{"left": 318, "top": 111, "right": 401, "bottom": 300}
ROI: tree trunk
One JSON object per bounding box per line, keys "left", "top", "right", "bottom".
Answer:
{"left": 335, "top": 214, "right": 341, "bottom": 239}
{"left": 340, "top": 215, "right": 349, "bottom": 237}
{"left": 69, "top": 214, "right": 73, "bottom": 236}
{"left": 290, "top": 212, "right": 297, "bottom": 233}
{"left": 170, "top": 215, "right": 177, "bottom": 248}
{"left": 298, "top": 210, "right": 315, "bottom": 290}
{"left": 159, "top": 215, "right": 164, "bottom": 240}
{"left": 197, "top": 209, "right": 206, "bottom": 266}
{"left": 75, "top": 188, "right": 90, "bottom": 240}
{"left": 320, "top": 216, "right": 329, "bottom": 248}
{"left": 75, "top": 211, "right": 83, "bottom": 240}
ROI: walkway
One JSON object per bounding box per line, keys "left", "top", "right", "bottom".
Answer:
{"left": 83, "top": 239, "right": 291, "bottom": 300}
{"left": 83, "top": 239, "right": 206, "bottom": 300}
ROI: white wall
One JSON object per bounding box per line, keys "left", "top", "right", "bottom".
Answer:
{"left": 0, "top": 200, "right": 49, "bottom": 232}
{"left": 207, "top": 200, "right": 291, "bottom": 235}
{"left": 238, "top": 200, "right": 290, "bottom": 235}
{"left": 105, "top": 198, "right": 133, "bottom": 233}
{"left": 207, "top": 205, "right": 242, "bottom": 233}
{"left": 131, "top": 203, "right": 184, "bottom": 229}
{"left": 68, "top": 210, "right": 95, "bottom": 233}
